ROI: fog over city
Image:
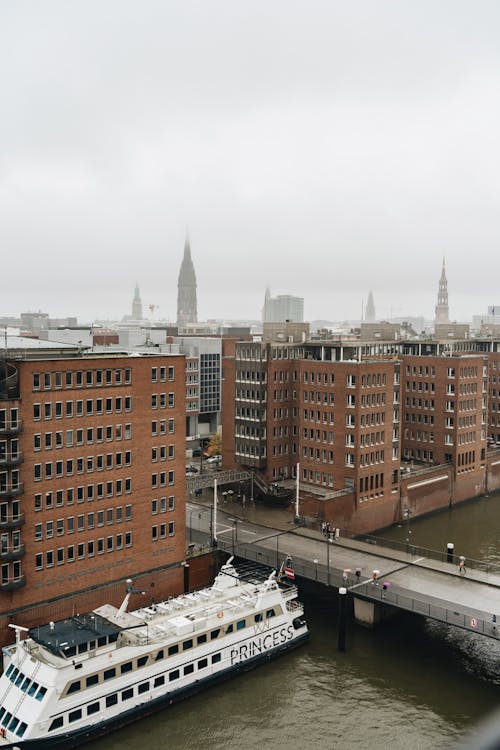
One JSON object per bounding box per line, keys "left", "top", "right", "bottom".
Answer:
{"left": 1, "top": 1, "right": 500, "bottom": 324}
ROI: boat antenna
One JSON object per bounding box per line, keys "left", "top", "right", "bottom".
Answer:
{"left": 8, "top": 624, "right": 29, "bottom": 663}
{"left": 117, "top": 578, "right": 146, "bottom": 617}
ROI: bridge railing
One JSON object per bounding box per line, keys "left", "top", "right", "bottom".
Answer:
{"left": 342, "top": 531, "right": 500, "bottom": 576}
{"left": 214, "top": 535, "right": 500, "bottom": 640}
{"left": 353, "top": 581, "right": 500, "bottom": 639}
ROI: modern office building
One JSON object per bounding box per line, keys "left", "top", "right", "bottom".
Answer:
{"left": 262, "top": 288, "right": 304, "bottom": 323}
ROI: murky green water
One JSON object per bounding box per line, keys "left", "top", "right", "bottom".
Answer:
{"left": 89, "top": 494, "right": 500, "bottom": 749}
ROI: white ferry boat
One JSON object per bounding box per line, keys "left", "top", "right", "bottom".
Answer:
{"left": 0, "top": 557, "right": 308, "bottom": 749}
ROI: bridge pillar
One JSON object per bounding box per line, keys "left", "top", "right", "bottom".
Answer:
{"left": 353, "top": 598, "right": 382, "bottom": 628}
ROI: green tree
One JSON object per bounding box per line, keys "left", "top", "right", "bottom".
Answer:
{"left": 206, "top": 431, "right": 222, "bottom": 456}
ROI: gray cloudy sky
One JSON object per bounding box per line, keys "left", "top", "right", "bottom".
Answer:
{"left": 2, "top": 1, "right": 500, "bottom": 324}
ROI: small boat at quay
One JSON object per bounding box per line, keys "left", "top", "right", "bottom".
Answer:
{"left": 0, "top": 557, "right": 308, "bottom": 749}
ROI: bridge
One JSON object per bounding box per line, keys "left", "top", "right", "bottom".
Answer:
{"left": 187, "top": 500, "right": 500, "bottom": 640}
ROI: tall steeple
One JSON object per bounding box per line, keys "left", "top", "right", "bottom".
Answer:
{"left": 131, "top": 282, "right": 143, "bottom": 320}
{"left": 177, "top": 235, "right": 198, "bottom": 328}
{"left": 434, "top": 258, "right": 450, "bottom": 326}
{"left": 262, "top": 286, "right": 271, "bottom": 322}
{"left": 365, "top": 290, "right": 376, "bottom": 323}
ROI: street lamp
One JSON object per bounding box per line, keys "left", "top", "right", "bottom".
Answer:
{"left": 326, "top": 538, "right": 333, "bottom": 586}
{"left": 403, "top": 507, "right": 412, "bottom": 552}
{"left": 314, "top": 558, "right": 319, "bottom": 581}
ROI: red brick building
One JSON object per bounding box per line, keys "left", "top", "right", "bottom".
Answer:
{"left": 0, "top": 341, "right": 186, "bottom": 644}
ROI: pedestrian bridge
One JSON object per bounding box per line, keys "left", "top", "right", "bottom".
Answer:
{"left": 187, "top": 502, "right": 500, "bottom": 640}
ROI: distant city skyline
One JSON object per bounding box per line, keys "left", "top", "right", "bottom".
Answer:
{"left": 2, "top": 2, "right": 500, "bottom": 324}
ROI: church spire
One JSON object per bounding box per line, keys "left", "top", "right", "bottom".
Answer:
{"left": 177, "top": 235, "right": 198, "bottom": 328}
{"left": 131, "top": 282, "right": 143, "bottom": 320}
{"left": 434, "top": 257, "right": 450, "bottom": 326}
{"left": 365, "top": 290, "right": 376, "bottom": 323}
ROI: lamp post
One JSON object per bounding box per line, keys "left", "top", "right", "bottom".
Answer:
{"left": 403, "top": 507, "right": 412, "bottom": 552}
{"left": 314, "top": 558, "right": 319, "bottom": 581}
{"left": 326, "top": 537, "right": 333, "bottom": 586}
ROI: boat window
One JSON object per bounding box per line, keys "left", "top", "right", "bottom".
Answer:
{"left": 226, "top": 624, "right": 233, "bottom": 634}
{"left": 8, "top": 716, "right": 19, "bottom": 732}
{"left": 255, "top": 613, "right": 263, "bottom": 623}
{"left": 35, "top": 686, "right": 47, "bottom": 701}
{"left": 168, "top": 644, "right": 178, "bottom": 656}
{"left": 169, "top": 669, "right": 180, "bottom": 682}
{"left": 210, "top": 629, "right": 220, "bottom": 640}
{"left": 0, "top": 708, "right": 4, "bottom": 721}
{"left": 106, "top": 694, "right": 118, "bottom": 708}
{"left": 65, "top": 646, "right": 77, "bottom": 658}
{"left": 122, "top": 688, "right": 134, "bottom": 700}
{"left": 49, "top": 716, "right": 64, "bottom": 731}
{"left": 16, "top": 721, "right": 27, "bottom": 737}
{"left": 67, "top": 681, "right": 81, "bottom": 694}
{"left": 2, "top": 712, "right": 11, "bottom": 727}
{"left": 9, "top": 668, "right": 18, "bottom": 684}
{"left": 109, "top": 633, "right": 119, "bottom": 644}
{"left": 88, "top": 640, "right": 96, "bottom": 651}
{"left": 182, "top": 639, "right": 193, "bottom": 650}
{"left": 198, "top": 658, "right": 208, "bottom": 669}
{"left": 197, "top": 634, "right": 207, "bottom": 645}
{"left": 28, "top": 681, "right": 39, "bottom": 696}
{"left": 5, "top": 664, "right": 13, "bottom": 678}
{"left": 266, "top": 609, "right": 276, "bottom": 618}
{"left": 121, "top": 662, "right": 133, "bottom": 674}
{"left": 138, "top": 681, "right": 149, "bottom": 694}
{"left": 212, "top": 653, "right": 221, "bottom": 664}
{"left": 78, "top": 642, "right": 88, "bottom": 654}
{"left": 69, "top": 709, "right": 82, "bottom": 723}
{"left": 97, "top": 637, "right": 107, "bottom": 647}
{"left": 155, "top": 649, "right": 164, "bottom": 661}
{"left": 154, "top": 676, "right": 165, "bottom": 688}
{"left": 184, "top": 664, "right": 194, "bottom": 676}
{"left": 15, "top": 671, "right": 24, "bottom": 686}
{"left": 104, "top": 668, "right": 116, "bottom": 681}
{"left": 137, "top": 656, "right": 148, "bottom": 668}
{"left": 21, "top": 677, "right": 31, "bottom": 692}
{"left": 86, "top": 674, "right": 99, "bottom": 687}
{"left": 87, "top": 702, "right": 100, "bottom": 715}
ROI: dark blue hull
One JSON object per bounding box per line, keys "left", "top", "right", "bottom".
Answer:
{"left": 2, "top": 633, "right": 309, "bottom": 750}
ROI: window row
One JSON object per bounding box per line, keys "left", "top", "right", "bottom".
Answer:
{"left": 33, "top": 368, "right": 132, "bottom": 390}
{"left": 151, "top": 366, "right": 175, "bottom": 383}
{"left": 34, "top": 424, "right": 132, "bottom": 450}
{"left": 151, "top": 471, "right": 175, "bottom": 488}
{"left": 34, "top": 454, "right": 132, "bottom": 479}
{"left": 33, "top": 397, "right": 132, "bottom": 420}
{"left": 35, "top": 505, "right": 133, "bottom": 539}
{"left": 151, "top": 393, "right": 176, "bottom": 408}
{"left": 34, "top": 479, "right": 132, "bottom": 510}
{"left": 151, "top": 418, "right": 175, "bottom": 436}
{"left": 35, "top": 532, "right": 134, "bottom": 568}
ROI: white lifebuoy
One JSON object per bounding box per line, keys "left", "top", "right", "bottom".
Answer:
{"left": 217, "top": 611, "right": 224, "bottom": 619}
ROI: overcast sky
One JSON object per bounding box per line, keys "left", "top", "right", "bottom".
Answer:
{"left": 2, "top": 1, "right": 500, "bottom": 325}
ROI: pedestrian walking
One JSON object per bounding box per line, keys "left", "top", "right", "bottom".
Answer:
{"left": 459, "top": 555, "right": 466, "bottom": 575}
{"left": 355, "top": 568, "right": 361, "bottom": 583}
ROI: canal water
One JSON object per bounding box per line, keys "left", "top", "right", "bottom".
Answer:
{"left": 89, "top": 493, "right": 500, "bottom": 750}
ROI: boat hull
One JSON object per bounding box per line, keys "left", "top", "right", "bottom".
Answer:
{"left": 1, "top": 632, "right": 309, "bottom": 750}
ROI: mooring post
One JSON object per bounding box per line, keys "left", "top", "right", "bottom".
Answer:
{"left": 447, "top": 542, "right": 454, "bottom": 564}
{"left": 338, "top": 586, "right": 347, "bottom": 652}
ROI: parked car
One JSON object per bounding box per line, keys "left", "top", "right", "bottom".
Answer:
{"left": 205, "top": 455, "right": 222, "bottom": 465}
{"left": 186, "top": 465, "right": 199, "bottom": 474}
